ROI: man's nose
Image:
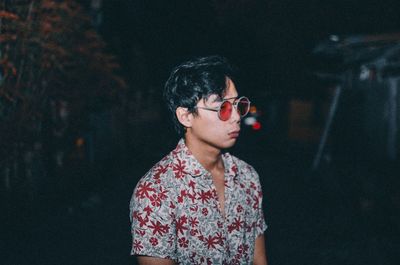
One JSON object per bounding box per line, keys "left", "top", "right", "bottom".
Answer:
{"left": 230, "top": 106, "right": 241, "bottom": 123}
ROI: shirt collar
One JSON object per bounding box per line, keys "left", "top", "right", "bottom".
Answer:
{"left": 173, "top": 138, "right": 238, "bottom": 178}
{"left": 222, "top": 152, "right": 239, "bottom": 178}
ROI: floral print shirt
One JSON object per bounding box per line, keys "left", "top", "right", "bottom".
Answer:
{"left": 130, "top": 139, "right": 267, "bottom": 264}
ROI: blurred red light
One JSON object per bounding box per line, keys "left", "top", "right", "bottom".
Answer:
{"left": 252, "top": 121, "right": 261, "bottom": 130}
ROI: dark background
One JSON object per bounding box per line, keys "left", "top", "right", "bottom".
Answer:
{"left": 1, "top": 0, "right": 400, "bottom": 264}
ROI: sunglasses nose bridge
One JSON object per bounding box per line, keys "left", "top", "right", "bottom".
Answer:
{"left": 232, "top": 101, "right": 241, "bottom": 117}
{"left": 229, "top": 101, "right": 242, "bottom": 121}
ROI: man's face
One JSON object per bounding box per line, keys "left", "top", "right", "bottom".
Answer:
{"left": 186, "top": 78, "right": 242, "bottom": 150}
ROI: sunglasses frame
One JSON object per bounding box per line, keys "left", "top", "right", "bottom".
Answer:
{"left": 195, "top": 96, "right": 251, "bottom": 121}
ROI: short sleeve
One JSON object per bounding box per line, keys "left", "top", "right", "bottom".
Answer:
{"left": 130, "top": 177, "right": 177, "bottom": 259}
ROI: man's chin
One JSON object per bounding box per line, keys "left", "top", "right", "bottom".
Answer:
{"left": 221, "top": 138, "right": 237, "bottom": 149}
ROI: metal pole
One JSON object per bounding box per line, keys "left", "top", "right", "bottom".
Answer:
{"left": 387, "top": 78, "right": 398, "bottom": 160}
{"left": 312, "top": 84, "right": 342, "bottom": 170}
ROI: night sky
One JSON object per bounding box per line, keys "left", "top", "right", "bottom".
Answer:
{"left": 100, "top": 0, "right": 400, "bottom": 98}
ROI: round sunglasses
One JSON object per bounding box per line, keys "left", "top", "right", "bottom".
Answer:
{"left": 195, "top": 96, "right": 251, "bottom": 121}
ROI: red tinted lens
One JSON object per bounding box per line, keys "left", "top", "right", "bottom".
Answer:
{"left": 219, "top": 101, "right": 232, "bottom": 121}
{"left": 237, "top": 98, "right": 250, "bottom": 116}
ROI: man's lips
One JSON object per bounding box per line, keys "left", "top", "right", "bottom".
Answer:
{"left": 228, "top": 130, "right": 240, "bottom": 138}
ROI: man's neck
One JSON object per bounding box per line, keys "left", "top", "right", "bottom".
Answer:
{"left": 184, "top": 136, "right": 224, "bottom": 173}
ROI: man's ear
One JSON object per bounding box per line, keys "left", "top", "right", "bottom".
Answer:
{"left": 176, "top": 107, "right": 193, "bottom": 128}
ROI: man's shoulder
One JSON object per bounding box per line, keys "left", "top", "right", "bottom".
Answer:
{"left": 141, "top": 151, "right": 176, "bottom": 182}
{"left": 132, "top": 151, "right": 177, "bottom": 203}
{"left": 226, "top": 153, "right": 257, "bottom": 173}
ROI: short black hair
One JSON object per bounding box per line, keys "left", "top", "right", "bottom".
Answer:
{"left": 164, "top": 55, "right": 236, "bottom": 135}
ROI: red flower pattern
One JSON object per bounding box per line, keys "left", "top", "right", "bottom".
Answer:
{"left": 135, "top": 181, "right": 155, "bottom": 199}
{"left": 148, "top": 220, "right": 170, "bottom": 236}
{"left": 137, "top": 215, "right": 149, "bottom": 227}
{"left": 130, "top": 139, "right": 267, "bottom": 264}
{"left": 143, "top": 205, "right": 153, "bottom": 215}
{"left": 149, "top": 237, "right": 159, "bottom": 246}
{"left": 201, "top": 207, "right": 209, "bottom": 216}
{"left": 190, "top": 229, "right": 198, "bottom": 236}
{"left": 204, "top": 235, "right": 219, "bottom": 249}
{"left": 150, "top": 193, "right": 161, "bottom": 207}
{"left": 173, "top": 158, "right": 187, "bottom": 179}
{"left": 176, "top": 216, "right": 189, "bottom": 235}
{"left": 133, "top": 240, "right": 143, "bottom": 252}
{"left": 189, "top": 217, "right": 199, "bottom": 227}
{"left": 197, "top": 190, "right": 212, "bottom": 204}
{"left": 178, "top": 237, "right": 189, "bottom": 248}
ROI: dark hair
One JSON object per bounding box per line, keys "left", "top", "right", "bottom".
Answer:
{"left": 164, "top": 55, "right": 236, "bottom": 135}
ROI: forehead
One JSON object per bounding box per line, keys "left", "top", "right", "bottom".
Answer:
{"left": 203, "top": 78, "right": 238, "bottom": 103}
{"left": 223, "top": 78, "right": 238, "bottom": 98}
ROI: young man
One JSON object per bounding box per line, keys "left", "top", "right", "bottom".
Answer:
{"left": 130, "top": 56, "right": 268, "bottom": 265}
